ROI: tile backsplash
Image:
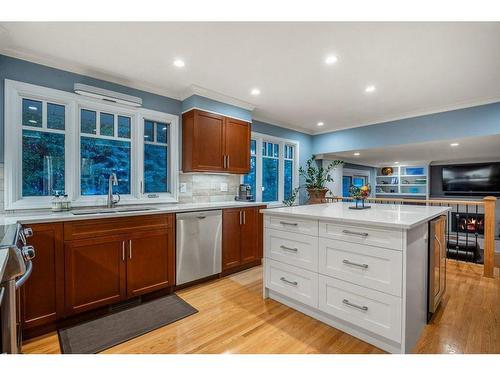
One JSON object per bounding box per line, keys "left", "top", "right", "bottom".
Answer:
{"left": 0, "top": 165, "right": 241, "bottom": 212}
{"left": 179, "top": 173, "right": 241, "bottom": 203}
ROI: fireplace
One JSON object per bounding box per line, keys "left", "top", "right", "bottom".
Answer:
{"left": 451, "top": 212, "right": 485, "bottom": 235}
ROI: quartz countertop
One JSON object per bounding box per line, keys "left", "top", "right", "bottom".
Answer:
{"left": 0, "top": 201, "right": 268, "bottom": 226}
{"left": 260, "top": 202, "right": 450, "bottom": 229}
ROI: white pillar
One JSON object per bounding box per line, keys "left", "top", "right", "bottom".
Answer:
{"left": 323, "top": 160, "right": 343, "bottom": 197}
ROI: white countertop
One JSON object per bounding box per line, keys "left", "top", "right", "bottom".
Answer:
{"left": 260, "top": 202, "right": 450, "bottom": 229}
{"left": 0, "top": 248, "right": 8, "bottom": 283}
{"left": 0, "top": 201, "right": 267, "bottom": 226}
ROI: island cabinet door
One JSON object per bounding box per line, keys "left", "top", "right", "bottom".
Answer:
{"left": 64, "top": 236, "right": 127, "bottom": 316}
{"left": 240, "top": 207, "right": 260, "bottom": 264}
{"left": 126, "top": 229, "right": 174, "bottom": 298}
{"left": 222, "top": 208, "right": 242, "bottom": 270}
{"left": 21, "top": 223, "right": 64, "bottom": 329}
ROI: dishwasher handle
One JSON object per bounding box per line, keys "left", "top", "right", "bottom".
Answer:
{"left": 176, "top": 210, "right": 222, "bottom": 220}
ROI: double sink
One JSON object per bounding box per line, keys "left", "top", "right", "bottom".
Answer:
{"left": 71, "top": 207, "right": 158, "bottom": 216}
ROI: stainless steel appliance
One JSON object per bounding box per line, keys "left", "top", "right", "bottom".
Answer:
{"left": 428, "top": 215, "right": 446, "bottom": 321}
{"left": 176, "top": 210, "right": 222, "bottom": 285}
{"left": 0, "top": 223, "right": 35, "bottom": 354}
{"left": 235, "top": 184, "right": 253, "bottom": 201}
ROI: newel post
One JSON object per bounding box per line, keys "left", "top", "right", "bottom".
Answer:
{"left": 483, "top": 196, "right": 497, "bottom": 278}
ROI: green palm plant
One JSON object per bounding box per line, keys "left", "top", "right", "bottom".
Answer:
{"left": 299, "top": 155, "right": 343, "bottom": 189}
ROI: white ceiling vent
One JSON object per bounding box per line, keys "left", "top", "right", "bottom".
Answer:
{"left": 74, "top": 83, "right": 143, "bottom": 107}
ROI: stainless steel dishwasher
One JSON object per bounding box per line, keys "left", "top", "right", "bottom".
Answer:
{"left": 176, "top": 210, "right": 222, "bottom": 285}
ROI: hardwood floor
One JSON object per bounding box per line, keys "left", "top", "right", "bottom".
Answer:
{"left": 22, "top": 260, "right": 499, "bottom": 354}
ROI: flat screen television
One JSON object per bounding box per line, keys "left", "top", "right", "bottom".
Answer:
{"left": 442, "top": 163, "right": 500, "bottom": 195}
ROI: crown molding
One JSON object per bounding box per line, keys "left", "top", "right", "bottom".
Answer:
{"left": 180, "top": 84, "right": 256, "bottom": 111}
{"left": 251, "top": 114, "right": 314, "bottom": 135}
{"left": 0, "top": 48, "right": 183, "bottom": 101}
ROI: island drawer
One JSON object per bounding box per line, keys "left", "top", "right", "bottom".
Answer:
{"left": 265, "top": 259, "right": 318, "bottom": 308}
{"left": 319, "top": 221, "right": 403, "bottom": 251}
{"left": 318, "top": 238, "right": 402, "bottom": 296}
{"left": 265, "top": 229, "right": 319, "bottom": 272}
{"left": 318, "top": 275, "right": 402, "bottom": 343}
{"left": 265, "top": 216, "right": 318, "bottom": 236}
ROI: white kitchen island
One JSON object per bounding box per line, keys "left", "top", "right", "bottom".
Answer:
{"left": 260, "top": 202, "right": 450, "bottom": 354}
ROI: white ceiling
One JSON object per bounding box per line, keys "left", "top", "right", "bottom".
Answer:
{"left": 320, "top": 134, "right": 500, "bottom": 166}
{"left": 1, "top": 22, "right": 500, "bottom": 134}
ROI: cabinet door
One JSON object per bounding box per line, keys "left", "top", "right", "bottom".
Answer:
{"left": 222, "top": 209, "right": 242, "bottom": 270}
{"left": 126, "top": 229, "right": 174, "bottom": 297}
{"left": 240, "top": 207, "right": 260, "bottom": 264}
{"left": 64, "top": 236, "right": 126, "bottom": 316}
{"left": 21, "top": 223, "right": 64, "bottom": 329}
{"left": 224, "top": 117, "right": 251, "bottom": 173}
{"left": 188, "top": 110, "right": 225, "bottom": 172}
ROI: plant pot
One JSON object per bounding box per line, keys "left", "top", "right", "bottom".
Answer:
{"left": 307, "top": 188, "right": 329, "bottom": 204}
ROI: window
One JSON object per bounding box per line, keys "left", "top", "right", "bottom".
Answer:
{"left": 143, "top": 120, "right": 169, "bottom": 194}
{"left": 79, "top": 108, "right": 132, "bottom": 196}
{"left": 242, "top": 132, "right": 299, "bottom": 204}
{"left": 5, "top": 80, "right": 179, "bottom": 209}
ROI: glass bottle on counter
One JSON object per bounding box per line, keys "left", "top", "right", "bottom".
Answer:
{"left": 51, "top": 193, "right": 62, "bottom": 212}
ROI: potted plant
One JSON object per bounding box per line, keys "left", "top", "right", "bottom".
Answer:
{"left": 299, "top": 156, "right": 343, "bottom": 204}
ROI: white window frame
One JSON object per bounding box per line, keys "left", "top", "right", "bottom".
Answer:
{"left": 4, "top": 79, "right": 179, "bottom": 210}
{"left": 242, "top": 131, "right": 300, "bottom": 205}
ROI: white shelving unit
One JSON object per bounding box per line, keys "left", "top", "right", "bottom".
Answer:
{"left": 375, "top": 165, "right": 429, "bottom": 198}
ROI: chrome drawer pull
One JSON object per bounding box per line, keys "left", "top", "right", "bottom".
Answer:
{"left": 342, "top": 299, "right": 368, "bottom": 311}
{"left": 342, "top": 259, "right": 369, "bottom": 269}
{"left": 280, "top": 245, "right": 298, "bottom": 252}
{"left": 280, "top": 277, "right": 298, "bottom": 286}
{"left": 279, "top": 221, "right": 298, "bottom": 226}
{"left": 342, "top": 229, "right": 369, "bottom": 237}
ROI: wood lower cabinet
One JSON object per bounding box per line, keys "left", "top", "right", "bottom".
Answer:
{"left": 21, "top": 223, "right": 64, "bottom": 330}
{"left": 222, "top": 206, "right": 264, "bottom": 271}
{"left": 182, "top": 109, "right": 251, "bottom": 173}
{"left": 126, "top": 229, "right": 175, "bottom": 298}
{"left": 64, "top": 236, "right": 127, "bottom": 316}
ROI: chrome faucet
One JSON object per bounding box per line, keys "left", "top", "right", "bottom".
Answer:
{"left": 107, "top": 173, "right": 121, "bottom": 208}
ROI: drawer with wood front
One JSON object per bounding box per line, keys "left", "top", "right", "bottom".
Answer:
{"left": 265, "top": 259, "right": 318, "bottom": 308}
{"left": 319, "top": 221, "right": 403, "bottom": 251}
{"left": 318, "top": 238, "right": 402, "bottom": 296}
{"left": 265, "top": 229, "right": 318, "bottom": 272}
{"left": 64, "top": 214, "right": 174, "bottom": 241}
{"left": 265, "top": 215, "right": 318, "bottom": 236}
{"left": 318, "top": 275, "right": 402, "bottom": 343}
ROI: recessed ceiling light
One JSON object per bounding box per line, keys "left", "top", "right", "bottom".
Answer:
{"left": 353, "top": 152, "right": 360, "bottom": 156}
{"left": 450, "top": 142, "right": 460, "bottom": 147}
{"left": 325, "top": 55, "right": 338, "bottom": 65}
{"left": 317, "top": 122, "right": 324, "bottom": 127}
{"left": 365, "top": 85, "right": 376, "bottom": 93}
{"left": 394, "top": 161, "right": 399, "bottom": 164}
{"left": 28, "top": 106, "right": 38, "bottom": 111}
{"left": 28, "top": 120, "right": 37, "bottom": 124}
{"left": 173, "top": 59, "right": 185, "bottom": 68}
{"left": 250, "top": 88, "right": 261, "bottom": 96}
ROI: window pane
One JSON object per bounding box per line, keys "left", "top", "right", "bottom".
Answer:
{"left": 22, "top": 130, "right": 65, "bottom": 196}
{"left": 250, "top": 139, "right": 256, "bottom": 155}
{"left": 144, "top": 144, "right": 168, "bottom": 193}
{"left": 81, "top": 109, "right": 97, "bottom": 134}
{"left": 273, "top": 143, "right": 279, "bottom": 158}
{"left": 144, "top": 120, "right": 154, "bottom": 141}
{"left": 284, "top": 159, "right": 293, "bottom": 200}
{"left": 22, "top": 99, "right": 42, "bottom": 127}
{"left": 267, "top": 143, "right": 273, "bottom": 156}
{"left": 263, "top": 157, "right": 279, "bottom": 202}
{"left": 80, "top": 137, "right": 131, "bottom": 195}
{"left": 118, "top": 116, "right": 131, "bottom": 138}
{"left": 243, "top": 155, "right": 256, "bottom": 199}
{"left": 100, "top": 112, "right": 114, "bottom": 137}
{"left": 343, "top": 176, "right": 352, "bottom": 197}
{"left": 156, "top": 122, "right": 168, "bottom": 144}
{"left": 262, "top": 142, "right": 267, "bottom": 156}
{"left": 47, "top": 103, "right": 65, "bottom": 130}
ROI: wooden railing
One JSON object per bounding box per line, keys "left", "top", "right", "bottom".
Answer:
{"left": 323, "top": 196, "right": 497, "bottom": 278}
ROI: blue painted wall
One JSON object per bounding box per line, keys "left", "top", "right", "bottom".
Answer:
{"left": 0, "top": 54, "right": 182, "bottom": 163}
{"left": 182, "top": 94, "right": 253, "bottom": 122}
{"left": 313, "top": 102, "right": 500, "bottom": 155}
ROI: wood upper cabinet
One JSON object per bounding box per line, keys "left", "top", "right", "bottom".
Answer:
{"left": 64, "top": 236, "right": 127, "bottom": 316}
{"left": 126, "top": 229, "right": 175, "bottom": 298}
{"left": 222, "top": 206, "right": 264, "bottom": 271}
{"left": 21, "top": 223, "right": 64, "bottom": 329}
{"left": 182, "top": 109, "right": 251, "bottom": 173}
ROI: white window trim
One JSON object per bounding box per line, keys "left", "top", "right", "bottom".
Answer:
{"left": 4, "top": 79, "right": 179, "bottom": 210}
{"left": 242, "top": 131, "right": 300, "bottom": 205}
